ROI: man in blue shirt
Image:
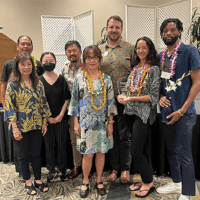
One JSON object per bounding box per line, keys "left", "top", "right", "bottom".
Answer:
{"left": 156, "top": 18, "right": 200, "bottom": 200}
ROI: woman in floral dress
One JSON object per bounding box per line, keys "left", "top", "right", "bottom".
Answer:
{"left": 68, "top": 45, "right": 117, "bottom": 198}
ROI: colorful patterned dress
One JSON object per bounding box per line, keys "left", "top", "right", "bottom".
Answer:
{"left": 68, "top": 73, "right": 117, "bottom": 155}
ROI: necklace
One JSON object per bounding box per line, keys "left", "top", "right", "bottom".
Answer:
{"left": 161, "top": 40, "right": 182, "bottom": 78}
{"left": 83, "top": 70, "right": 107, "bottom": 111}
{"left": 126, "top": 64, "right": 151, "bottom": 96}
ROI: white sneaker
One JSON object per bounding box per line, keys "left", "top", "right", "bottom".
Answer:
{"left": 156, "top": 182, "right": 181, "bottom": 194}
{"left": 178, "top": 195, "right": 191, "bottom": 200}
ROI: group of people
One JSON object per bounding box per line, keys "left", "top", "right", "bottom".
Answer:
{"left": 1, "top": 15, "right": 200, "bottom": 200}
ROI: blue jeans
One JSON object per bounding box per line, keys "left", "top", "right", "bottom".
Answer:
{"left": 163, "top": 113, "right": 196, "bottom": 196}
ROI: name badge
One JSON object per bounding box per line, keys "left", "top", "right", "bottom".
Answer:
{"left": 161, "top": 71, "right": 171, "bottom": 79}
{"left": 103, "top": 51, "right": 108, "bottom": 57}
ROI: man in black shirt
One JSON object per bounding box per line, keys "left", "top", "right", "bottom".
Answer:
{"left": 0, "top": 35, "right": 44, "bottom": 181}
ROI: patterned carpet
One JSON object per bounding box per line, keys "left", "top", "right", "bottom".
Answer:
{"left": 0, "top": 162, "right": 200, "bottom": 200}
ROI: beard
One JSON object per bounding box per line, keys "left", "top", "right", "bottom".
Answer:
{"left": 162, "top": 36, "right": 179, "bottom": 46}
{"left": 69, "top": 56, "right": 78, "bottom": 63}
{"left": 108, "top": 34, "right": 121, "bottom": 42}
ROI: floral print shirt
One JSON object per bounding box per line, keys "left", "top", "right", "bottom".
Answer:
{"left": 68, "top": 73, "right": 117, "bottom": 154}
{"left": 99, "top": 40, "right": 134, "bottom": 98}
{"left": 4, "top": 80, "right": 51, "bottom": 133}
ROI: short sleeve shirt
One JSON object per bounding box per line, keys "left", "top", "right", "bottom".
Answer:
{"left": 159, "top": 43, "right": 200, "bottom": 114}
{"left": 99, "top": 40, "right": 134, "bottom": 98}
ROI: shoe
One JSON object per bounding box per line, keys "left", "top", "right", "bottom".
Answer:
{"left": 178, "top": 195, "right": 191, "bottom": 200}
{"left": 156, "top": 182, "right": 181, "bottom": 194}
{"left": 68, "top": 166, "right": 81, "bottom": 179}
{"left": 129, "top": 182, "right": 142, "bottom": 191}
{"left": 34, "top": 180, "right": 48, "bottom": 192}
{"left": 25, "top": 183, "right": 37, "bottom": 195}
{"left": 96, "top": 182, "right": 106, "bottom": 196}
{"left": 80, "top": 183, "right": 89, "bottom": 198}
{"left": 107, "top": 170, "right": 119, "bottom": 182}
{"left": 60, "top": 171, "right": 68, "bottom": 182}
{"left": 47, "top": 171, "right": 58, "bottom": 182}
{"left": 120, "top": 171, "right": 130, "bottom": 184}
{"left": 135, "top": 187, "right": 155, "bottom": 198}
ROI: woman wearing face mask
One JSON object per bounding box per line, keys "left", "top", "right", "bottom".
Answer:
{"left": 39, "top": 52, "right": 71, "bottom": 182}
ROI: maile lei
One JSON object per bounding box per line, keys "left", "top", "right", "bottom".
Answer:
{"left": 83, "top": 70, "right": 107, "bottom": 111}
{"left": 161, "top": 40, "right": 182, "bottom": 78}
{"left": 126, "top": 64, "right": 151, "bottom": 97}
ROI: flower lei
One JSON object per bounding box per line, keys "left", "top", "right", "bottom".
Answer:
{"left": 126, "top": 64, "right": 151, "bottom": 96}
{"left": 83, "top": 70, "right": 107, "bottom": 111}
{"left": 161, "top": 40, "right": 182, "bottom": 78}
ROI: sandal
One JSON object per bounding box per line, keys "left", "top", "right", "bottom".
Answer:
{"left": 96, "top": 182, "right": 106, "bottom": 196}
{"left": 135, "top": 187, "right": 155, "bottom": 198}
{"left": 34, "top": 180, "right": 49, "bottom": 192}
{"left": 80, "top": 183, "right": 89, "bottom": 198}
{"left": 25, "top": 183, "right": 37, "bottom": 195}
{"left": 129, "top": 182, "right": 142, "bottom": 191}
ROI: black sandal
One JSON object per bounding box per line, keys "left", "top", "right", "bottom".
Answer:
{"left": 129, "top": 182, "right": 142, "bottom": 191}
{"left": 25, "top": 183, "right": 37, "bottom": 195}
{"left": 135, "top": 187, "right": 155, "bottom": 198}
{"left": 34, "top": 180, "right": 49, "bottom": 192}
{"left": 96, "top": 182, "right": 106, "bottom": 196}
{"left": 80, "top": 183, "right": 89, "bottom": 198}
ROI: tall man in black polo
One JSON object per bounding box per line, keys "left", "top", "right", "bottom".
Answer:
{"left": 1, "top": 35, "right": 44, "bottom": 180}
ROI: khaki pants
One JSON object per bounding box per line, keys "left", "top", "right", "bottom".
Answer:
{"left": 70, "top": 116, "right": 82, "bottom": 167}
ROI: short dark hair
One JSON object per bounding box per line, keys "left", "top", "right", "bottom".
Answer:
{"left": 160, "top": 18, "right": 183, "bottom": 39}
{"left": 107, "top": 15, "right": 123, "bottom": 28}
{"left": 64, "top": 40, "right": 81, "bottom": 51}
{"left": 17, "top": 35, "right": 33, "bottom": 46}
{"left": 40, "top": 52, "right": 57, "bottom": 63}
{"left": 132, "top": 36, "right": 160, "bottom": 68}
{"left": 83, "top": 45, "right": 102, "bottom": 66}
{"left": 9, "top": 53, "right": 39, "bottom": 91}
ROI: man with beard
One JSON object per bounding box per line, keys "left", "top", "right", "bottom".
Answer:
{"left": 99, "top": 15, "right": 134, "bottom": 184}
{"left": 156, "top": 18, "right": 200, "bottom": 200}
{"left": 61, "top": 40, "right": 83, "bottom": 179}
{"left": 1, "top": 35, "right": 44, "bottom": 181}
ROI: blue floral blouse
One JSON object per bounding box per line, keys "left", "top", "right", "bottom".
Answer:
{"left": 68, "top": 73, "right": 117, "bottom": 154}
{"left": 4, "top": 80, "right": 52, "bottom": 133}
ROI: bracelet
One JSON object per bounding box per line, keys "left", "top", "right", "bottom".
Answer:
{"left": 43, "top": 123, "right": 48, "bottom": 126}
{"left": 178, "top": 109, "right": 183, "bottom": 117}
{"left": 108, "top": 119, "right": 115, "bottom": 124}
{"left": 63, "top": 105, "right": 68, "bottom": 109}
{"left": 12, "top": 127, "right": 18, "bottom": 129}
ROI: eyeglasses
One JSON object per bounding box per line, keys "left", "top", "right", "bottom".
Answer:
{"left": 85, "top": 56, "right": 99, "bottom": 61}
{"left": 135, "top": 47, "right": 148, "bottom": 51}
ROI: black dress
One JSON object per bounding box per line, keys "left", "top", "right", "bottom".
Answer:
{"left": 40, "top": 74, "right": 73, "bottom": 172}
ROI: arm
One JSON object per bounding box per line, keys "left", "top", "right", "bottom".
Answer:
{"left": 1, "top": 82, "right": 7, "bottom": 110}
{"left": 167, "top": 68, "right": 200, "bottom": 125}
{"left": 11, "top": 121, "right": 23, "bottom": 141}
{"left": 74, "top": 116, "right": 81, "bottom": 136}
{"left": 53, "top": 100, "right": 69, "bottom": 123}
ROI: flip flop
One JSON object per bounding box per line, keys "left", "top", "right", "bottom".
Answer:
{"left": 135, "top": 187, "right": 155, "bottom": 198}
{"left": 25, "top": 183, "right": 37, "bottom": 195}
{"left": 129, "top": 182, "right": 142, "bottom": 191}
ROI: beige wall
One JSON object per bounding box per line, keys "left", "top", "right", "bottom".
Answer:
{"left": 0, "top": 0, "right": 199, "bottom": 60}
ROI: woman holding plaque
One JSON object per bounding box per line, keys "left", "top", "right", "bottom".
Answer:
{"left": 68, "top": 45, "right": 117, "bottom": 198}
{"left": 118, "top": 37, "right": 160, "bottom": 198}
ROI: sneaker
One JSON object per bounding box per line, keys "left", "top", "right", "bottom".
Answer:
{"left": 156, "top": 182, "right": 181, "bottom": 194}
{"left": 178, "top": 195, "right": 191, "bottom": 200}
{"left": 47, "top": 171, "right": 58, "bottom": 182}
{"left": 60, "top": 172, "right": 68, "bottom": 182}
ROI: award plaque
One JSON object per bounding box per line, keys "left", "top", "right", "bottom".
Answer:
{"left": 117, "top": 77, "right": 128, "bottom": 95}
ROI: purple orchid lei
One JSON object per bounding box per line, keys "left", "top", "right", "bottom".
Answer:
{"left": 161, "top": 40, "right": 182, "bottom": 78}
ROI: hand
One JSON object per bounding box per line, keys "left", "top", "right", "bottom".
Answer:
{"left": 117, "top": 94, "right": 127, "bottom": 105}
{"left": 42, "top": 124, "right": 47, "bottom": 136}
{"left": 53, "top": 114, "right": 64, "bottom": 124}
{"left": 74, "top": 122, "right": 81, "bottom": 136}
{"left": 107, "top": 123, "right": 113, "bottom": 137}
{"left": 47, "top": 117, "right": 55, "bottom": 124}
{"left": 159, "top": 96, "right": 171, "bottom": 107}
{"left": 166, "top": 111, "right": 181, "bottom": 125}
{"left": 13, "top": 128, "right": 23, "bottom": 141}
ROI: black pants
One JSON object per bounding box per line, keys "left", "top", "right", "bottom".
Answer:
{"left": 109, "top": 100, "right": 131, "bottom": 171}
{"left": 127, "top": 115, "right": 153, "bottom": 183}
{"left": 12, "top": 130, "right": 42, "bottom": 180}
{"left": 44, "top": 119, "right": 69, "bottom": 172}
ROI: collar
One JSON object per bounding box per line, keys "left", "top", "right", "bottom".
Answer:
{"left": 105, "top": 39, "right": 123, "bottom": 48}
{"left": 69, "top": 62, "right": 81, "bottom": 70}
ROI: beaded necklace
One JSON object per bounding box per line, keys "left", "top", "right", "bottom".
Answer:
{"left": 83, "top": 70, "right": 107, "bottom": 111}
{"left": 126, "top": 64, "right": 151, "bottom": 96}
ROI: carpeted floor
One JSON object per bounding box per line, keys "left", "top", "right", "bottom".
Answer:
{"left": 0, "top": 162, "right": 200, "bottom": 200}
